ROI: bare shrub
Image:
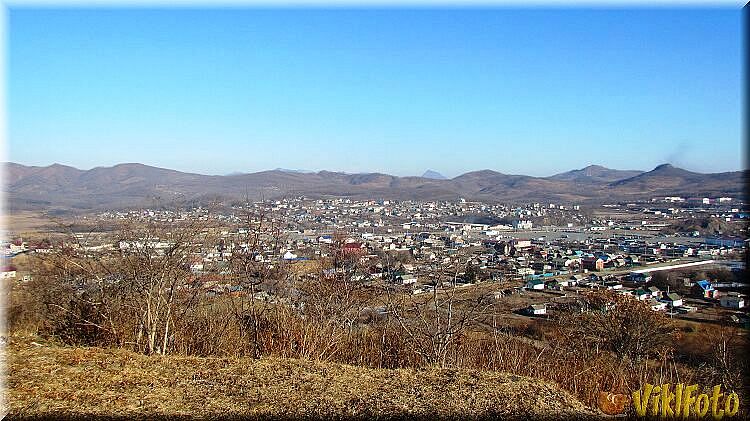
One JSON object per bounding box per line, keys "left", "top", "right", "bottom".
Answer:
{"left": 557, "top": 290, "right": 679, "bottom": 364}
{"left": 22, "top": 218, "right": 214, "bottom": 355}
{"left": 386, "top": 276, "right": 490, "bottom": 368}
{"left": 690, "top": 324, "right": 749, "bottom": 396}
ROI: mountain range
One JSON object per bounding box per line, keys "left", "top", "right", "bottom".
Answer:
{"left": 4, "top": 162, "right": 746, "bottom": 213}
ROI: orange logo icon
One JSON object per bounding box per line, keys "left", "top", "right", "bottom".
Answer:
{"left": 598, "top": 391, "right": 630, "bottom": 415}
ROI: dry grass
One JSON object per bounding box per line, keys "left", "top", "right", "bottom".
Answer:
{"left": 5, "top": 211, "right": 58, "bottom": 237}
{"left": 6, "top": 333, "right": 597, "bottom": 420}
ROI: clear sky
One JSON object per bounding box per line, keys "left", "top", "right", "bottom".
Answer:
{"left": 8, "top": 7, "right": 743, "bottom": 177}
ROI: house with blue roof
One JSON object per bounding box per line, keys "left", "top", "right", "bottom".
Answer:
{"left": 692, "top": 280, "right": 718, "bottom": 299}
{"left": 524, "top": 279, "right": 545, "bottom": 290}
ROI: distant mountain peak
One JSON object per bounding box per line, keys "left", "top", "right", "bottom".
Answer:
{"left": 653, "top": 163, "right": 675, "bottom": 171}
{"left": 579, "top": 164, "right": 609, "bottom": 176}
{"left": 422, "top": 169, "right": 447, "bottom": 180}
{"left": 274, "top": 168, "right": 315, "bottom": 174}
{"left": 582, "top": 164, "right": 606, "bottom": 170}
{"left": 463, "top": 169, "right": 503, "bottom": 177}
{"left": 646, "top": 163, "right": 695, "bottom": 176}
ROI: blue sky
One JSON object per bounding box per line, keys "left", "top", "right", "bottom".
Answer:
{"left": 8, "top": 7, "right": 743, "bottom": 177}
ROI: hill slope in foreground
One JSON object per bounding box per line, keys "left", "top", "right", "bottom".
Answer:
{"left": 6, "top": 335, "right": 597, "bottom": 420}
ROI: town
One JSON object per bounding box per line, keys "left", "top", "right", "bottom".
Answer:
{"left": 6, "top": 193, "right": 748, "bottom": 331}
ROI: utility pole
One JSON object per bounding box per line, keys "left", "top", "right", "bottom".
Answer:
{"left": 667, "top": 284, "right": 673, "bottom": 319}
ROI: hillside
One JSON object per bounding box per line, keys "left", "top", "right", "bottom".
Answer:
{"left": 608, "top": 164, "right": 744, "bottom": 197}
{"left": 549, "top": 165, "right": 643, "bottom": 183}
{"left": 7, "top": 335, "right": 597, "bottom": 419}
{"left": 5, "top": 162, "right": 745, "bottom": 212}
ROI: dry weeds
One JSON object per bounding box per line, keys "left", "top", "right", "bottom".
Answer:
{"left": 7, "top": 333, "right": 598, "bottom": 420}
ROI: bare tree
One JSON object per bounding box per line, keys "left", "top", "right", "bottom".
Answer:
{"left": 385, "top": 265, "right": 489, "bottom": 368}
{"left": 30, "top": 215, "right": 214, "bottom": 355}
{"left": 226, "top": 203, "right": 288, "bottom": 358}
{"left": 289, "top": 232, "right": 375, "bottom": 361}
{"left": 696, "top": 324, "right": 747, "bottom": 393}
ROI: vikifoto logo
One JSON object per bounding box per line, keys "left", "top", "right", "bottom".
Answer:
{"left": 633, "top": 384, "right": 740, "bottom": 418}
{"left": 598, "top": 384, "right": 741, "bottom": 418}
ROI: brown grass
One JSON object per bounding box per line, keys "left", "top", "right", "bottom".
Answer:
{"left": 6, "top": 333, "right": 597, "bottom": 420}
{"left": 6, "top": 211, "right": 59, "bottom": 237}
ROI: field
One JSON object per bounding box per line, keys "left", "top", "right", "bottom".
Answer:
{"left": 5, "top": 211, "right": 60, "bottom": 238}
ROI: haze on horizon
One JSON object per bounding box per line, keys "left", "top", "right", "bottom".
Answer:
{"left": 8, "top": 7, "right": 742, "bottom": 178}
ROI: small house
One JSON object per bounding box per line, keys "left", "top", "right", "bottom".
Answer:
{"left": 546, "top": 280, "right": 563, "bottom": 291}
{"left": 632, "top": 288, "right": 651, "bottom": 301}
{"left": 525, "top": 279, "right": 545, "bottom": 290}
{"left": 648, "top": 300, "right": 667, "bottom": 311}
{"left": 692, "top": 280, "right": 718, "bottom": 299}
{"left": 661, "top": 293, "right": 683, "bottom": 308}
{"left": 625, "top": 255, "right": 639, "bottom": 265}
{"left": 628, "top": 272, "right": 651, "bottom": 283}
{"left": 582, "top": 257, "right": 604, "bottom": 271}
{"left": 399, "top": 274, "right": 418, "bottom": 285}
{"left": 647, "top": 286, "right": 661, "bottom": 296}
{"left": 556, "top": 278, "right": 574, "bottom": 288}
{"left": 525, "top": 303, "right": 547, "bottom": 316}
{"left": 343, "top": 242, "right": 367, "bottom": 256}
{"left": 0, "top": 266, "right": 17, "bottom": 279}
{"left": 720, "top": 292, "right": 745, "bottom": 309}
